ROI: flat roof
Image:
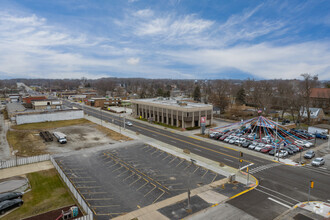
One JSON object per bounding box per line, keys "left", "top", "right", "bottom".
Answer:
{"left": 131, "top": 98, "right": 212, "bottom": 109}
{"left": 6, "top": 103, "right": 26, "bottom": 113}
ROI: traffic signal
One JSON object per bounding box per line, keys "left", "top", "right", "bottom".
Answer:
{"left": 310, "top": 181, "right": 314, "bottom": 189}
{"left": 239, "top": 159, "right": 243, "bottom": 163}
{"left": 240, "top": 152, "right": 243, "bottom": 157}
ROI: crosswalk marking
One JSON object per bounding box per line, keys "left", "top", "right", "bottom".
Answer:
{"left": 249, "top": 163, "right": 281, "bottom": 174}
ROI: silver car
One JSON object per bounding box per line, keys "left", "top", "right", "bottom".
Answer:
{"left": 311, "top": 158, "right": 325, "bottom": 167}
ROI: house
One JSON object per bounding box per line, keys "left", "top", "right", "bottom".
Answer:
{"left": 310, "top": 88, "right": 330, "bottom": 113}
{"left": 300, "top": 107, "right": 325, "bottom": 121}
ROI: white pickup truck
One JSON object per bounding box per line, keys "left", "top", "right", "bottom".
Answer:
{"left": 53, "top": 132, "right": 67, "bottom": 144}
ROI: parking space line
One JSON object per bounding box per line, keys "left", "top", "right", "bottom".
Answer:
{"left": 74, "top": 181, "right": 97, "bottom": 183}
{"left": 112, "top": 165, "right": 125, "bottom": 172}
{"left": 144, "top": 184, "right": 156, "bottom": 197}
{"left": 168, "top": 157, "right": 177, "bottom": 164}
{"left": 176, "top": 159, "right": 184, "bottom": 167}
{"left": 193, "top": 166, "right": 199, "bottom": 173}
{"left": 84, "top": 192, "right": 107, "bottom": 195}
{"left": 153, "top": 189, "right": 165, "bottom": 204}
{"left": 156, "top": 151, "right": 165, "bottom": 157}
{"left": 93, "top": 205, "right": 120, "bottom": 208}
{"left": 211, "top": 173, "right": 218, "bottom": 183}
{"left": 136, "top": 181, "right": 148, "bottom": 191}
{"left": 86, "top": 198, "right": 113, "bottom": 201}
{"left": 77, "top": 186, "right": 102, "bottom": 189}
{"left": 162, "top": 154, "right": 171, "bottom": 160}
{"left": 183, "top": 163, "right": 193, "bottom": 170}
{"left": 129, "top": 176, "right": 142, "bottom": 186}
{"left": 202, "top": 169, "right": 208, "bottom": 178}
{"left": 151, "top": 149, "right": 159, "bottom": 155}
{"left": 123, "top": 172, "right": 135, "bottom": 181}
{"left": 116, "top": 169, "right": 129, "bottom": 178}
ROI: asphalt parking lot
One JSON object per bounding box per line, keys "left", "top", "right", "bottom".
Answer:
{"left": 55, "top": 143, "right": 224, "bottom": 219}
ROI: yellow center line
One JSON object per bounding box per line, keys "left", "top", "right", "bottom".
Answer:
{"left": 91, "top": 110, "right": 254, "bottom": 164}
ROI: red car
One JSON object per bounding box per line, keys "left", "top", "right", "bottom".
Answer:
{"left": 261, "top": 146, "right": 273, "bottom": 153}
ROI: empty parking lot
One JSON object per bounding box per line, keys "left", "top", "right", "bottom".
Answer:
{"left": 55, "top": 143, "right": 225, "bottom": 219}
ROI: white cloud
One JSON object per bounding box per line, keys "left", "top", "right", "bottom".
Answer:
{"left": 127, "top": 57, "right": 140, "bottom": 65}
{"left": 161, "top": 42, "right": 330, "bottom": 80}
{"left": 135, "top": 14, "right": 213, "bottom": 37}
{"left": 133, "top": 9, "right": 154, "bottom": 17}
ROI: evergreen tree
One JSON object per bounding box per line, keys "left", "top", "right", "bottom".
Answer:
{"left": 236, "top": 88, "right": 246, "bottom": 105}
{"left": 193, "top": 86, "right": 201, "bottom": 101}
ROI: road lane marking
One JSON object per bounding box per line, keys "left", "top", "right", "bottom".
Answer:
{"left": 83, "top": 107, "right": 254, "bottom": 164}
{"left": 268, "top": 197, "right": 291, "bottom": 209}
{"left": 258, "top": 185, "right": 300, "bottom": 203}
{"left": 188, "top": 136, "right": 201, "bottom": 141}
{"left": 255, "top": 188, "right": 294, "bottom": 206}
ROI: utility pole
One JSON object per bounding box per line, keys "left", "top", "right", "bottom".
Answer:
{"left": 186, "top": 159, "right": 196, "bottom": 212}
{"left": 100, "top": 108, "right": 102, "bottom": 126}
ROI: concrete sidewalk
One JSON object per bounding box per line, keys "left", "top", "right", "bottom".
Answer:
{"left": 276, "top": 201, "right": 330, "bottom": 220}
{"left": 0, "top": 161, "right": 54, "bottom": 180}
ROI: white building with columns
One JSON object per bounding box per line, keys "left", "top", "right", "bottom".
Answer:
{"left": 131, "top": 98, "right": 213, "bottom": 129}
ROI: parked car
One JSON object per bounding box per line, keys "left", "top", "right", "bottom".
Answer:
{"left": 248, "top": 142, "right": 258, "bottom": 150}
{"left": 229, "top": 138, "right": 237, "bottom": 144}
{"left": 219, "top": 135, "right": 228, "bottom": 141}
{"left": 209, "top": 132, "right": 220, "bottom": 138}
{"left": 311, "top": 157, "right": 325, "bottom": 166}
{"left": 125, "top": 121, "right": 133, "bottom": 126}
{"left": 261, "top": 146, "right": 273, "bottom": 153}
{"left": 224, "top": 137, "right": 231, "bottom": 143}
{"left": 212, "top": 133, "right": 222, "bottom": 140}
{"left": 0, "top": 192, "right": 23, "bottom": 203}
{"left": 304, "top": 150, "right": 315, "bottom": 159}
{"left": 287, "top": 145, "right": 299, "bottom": 153}
{"left": 242, "top": 141, "right": 251, "bottom": 148}
{"left": 275, "top": 150, "right": 288, "bottom": 158}
{"left": 295, "top": 140, "right": 313, "bottom": 148}
{"left": 0, "top": 198, "right": 24, "bottom": 215}
{"left": 315, "top": 133, "right": 328, "bottom": 139}
{"left": 284, "top": 147, "right": 294, "bottom": 155}
{"left": 268, "top": 149, "right": 276, "bottom": 156}
{"left": 254, "top": 143, "right": 265, "bottom": 152}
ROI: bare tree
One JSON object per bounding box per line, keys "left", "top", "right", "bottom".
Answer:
{"left": 300, "top": 73, "right": 319, "bottom": 125}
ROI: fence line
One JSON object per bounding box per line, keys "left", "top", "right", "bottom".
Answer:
{"left": 0, "top": 154, "right": 50, "bottom": 169}
{"left": 0, "top": 155, "right": 93, "bottom": 220}
{"left": 50, "top": 156, "right": 94, "bottom": 220}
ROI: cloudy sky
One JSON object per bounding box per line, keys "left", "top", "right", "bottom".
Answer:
{"left": 0, "top": 0, "right": 330, "bottom": 80}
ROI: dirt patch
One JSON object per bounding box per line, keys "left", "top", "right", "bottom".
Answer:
{"left": 7, "top": 120, "right": 132, "bottom": 156}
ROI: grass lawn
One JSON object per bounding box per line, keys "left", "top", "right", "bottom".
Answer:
{"left": 3, "top": 169, "right": 75, "bottom": 220}
{"left": 11, "top": 118, "right": 91, "bottom": 130}
{"left": 7, "top": 130, "right": 47, "bottom": 156}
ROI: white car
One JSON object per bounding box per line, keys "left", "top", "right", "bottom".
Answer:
{"left": 254, "top": 144, "right": 265, "bottom": 151}
{"left": 248, "top": 143, "right": 257, "bottom": 150}
{"left": 229, "top": 138, "right": 237, "bottom": 144}
{"left": 209, "top": 132, "right": 220, "bottom": 138}
{"left": 295, "top": 140, "right": 313, "bottom": 148}
{"left": 125, "top": 121, "right": 133, "bottom": 126}
{"left": 275, "top": 150, "right": 288, "bottom": 158}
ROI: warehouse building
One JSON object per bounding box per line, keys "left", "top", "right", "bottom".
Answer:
{"left": 131, "top": 98, "right": 213, "bottom": 128}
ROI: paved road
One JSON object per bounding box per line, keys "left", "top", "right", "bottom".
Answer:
{"left": 66, "top": 101, "right": 330, "bottom": 219}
